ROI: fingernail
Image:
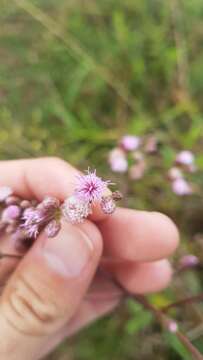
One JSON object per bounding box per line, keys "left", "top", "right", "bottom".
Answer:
{"left": 42, "top": 222, "right": 94, "bottom": 277}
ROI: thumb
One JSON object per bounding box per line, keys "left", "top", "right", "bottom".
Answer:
{"left": 0, "top": 220, "right": 102, "bottom": 360}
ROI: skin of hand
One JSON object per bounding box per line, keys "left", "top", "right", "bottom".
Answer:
{"left": 0, "top": 158, "right": 179, "bottom": 360}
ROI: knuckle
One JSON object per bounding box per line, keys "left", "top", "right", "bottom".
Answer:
{"left": 2, "top": 275, "right": 66, "bottom": 336}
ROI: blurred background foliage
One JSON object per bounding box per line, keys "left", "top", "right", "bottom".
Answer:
{"left": 0, "top": 0, "right": 203, "bottom": 359}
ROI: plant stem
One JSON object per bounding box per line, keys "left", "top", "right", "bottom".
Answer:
{"left": 131, "top": 294, "right": 203, "bottom": 360}
{"left": 162, "top": 293, "right": 203, "bottom": 312}
{"left": 99, "top": 269, "right": 203, "bottom": 360}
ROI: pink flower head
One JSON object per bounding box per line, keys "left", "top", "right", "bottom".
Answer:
{"left": 108, "top": 148, "right": 128, "bottom": 173}
{"left": 2, "top": 205, "right": 21, "bottom": 223}
{"left": 179, "top": 255, "right": 199, "bottom": 269}
{"left": 176, "top": 150, "right": 195, "bottom": 166}
{"left": 168, "top": 321, "right": 178, "bottom": 333}
{"left": 108, "top": 148, "right": 125, "bottom": 161}
{"left": 120, "top": 135, "right": 141, "bottom": 151}
{"left": 172, "top": 178, "right": 193, "bottom": 196}
{"left": 110, "top": 157, "right": 128, "bottom": 173}
{"left": 22, "top": 208, "right": 43, "bottom": 226}
{"left": 22, "top": 208, "right": 45, "bottom": 238}
{"left": 25, "top": 223, "right": 39, "bottom": 239}
{"left": 75, "top": 169, "right": 111, "bottom": 203}
{"left": 129, "top": 160, "right": 146, "bottom": 180}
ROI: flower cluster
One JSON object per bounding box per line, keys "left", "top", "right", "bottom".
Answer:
{"left": 108, "top": 134, "right": 158, "bottom": 179}
{"left": 108, "top": 134, "right": 197, "bottom": 196}
{"left": 0, "top": 170, "right": 121, "bottom": 251}
{"left": 168, "top": 150, "right": 196, "bottom": 196}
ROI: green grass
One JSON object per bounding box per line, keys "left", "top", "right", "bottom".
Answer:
{"left": 1, "top": 0, "right": 203, "bottom": 359}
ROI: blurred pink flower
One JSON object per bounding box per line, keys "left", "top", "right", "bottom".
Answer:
{"left": 2, "top": 205, "right": 21, "bottom": 223}
{"left": 168, "top": 167, "right": 183, "bottom": 181}
{"left": 129, "top": 160, "right": 146, "bottom": 180}
{"left": 179, "top": 255, "right": 199, "bottom": 269}
{"left": 120, "top": 135, "right": 141, "bottom": 151}
{"left": 144, "top": 135, "right": 158, "bottom": 153}
{"left": 110, "top": 157, "right": 128, "bottom": 173}
{"left": 108, "top": 148, "right": 128, "bottom": 173}
{"left": 172, "top": 178, "right": 193, "bottom": 196}
{"left": 168, "top": 321, "right": 178, "bottom": 333}
{"left": 176, "top": 150, "right": 195, "bottom": 166}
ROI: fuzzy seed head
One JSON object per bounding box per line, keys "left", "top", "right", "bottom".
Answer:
{"left": 62, "top": 196, "right": 92, "bottom": 224}
{"left": 101, "top": 196, "right": 116, "bottom": 215}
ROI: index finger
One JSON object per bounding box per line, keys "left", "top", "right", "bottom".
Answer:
{"left": 0, "top": 157, "right": 108, "bottom": 222}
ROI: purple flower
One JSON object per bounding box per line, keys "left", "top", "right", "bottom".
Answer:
{"left": 45, "top": 219, "right": 61, "bottom": 238}
{"left": 75, "top": 169, "right": 111, "bottom": 203}
{"left": 22, "top": 208, "right": 43, "bottom": 226}
{"left": 179, "top": 255, "right": 199, "bottom": 269}
{"left": 120, "top": 135, "right": 141, "bottom": 151}
{"left": 110, "top": 157, "right": 128, "bottom": 173}
{"left": 168, "top": 321, "right": 178, "bottom": 333}
{"left": 171, "top": 178, "right": 193, "bottom": 196}
{"left": 108, "top": 148, "right": 128, "bottom": 173}
{"left": 21, "top": 208, "right": 45, "bottom": 238}
{"left": 25, "top": 223, "right": 39, "bottom": 239}
{"left": 176, "top": 150, "right": 195, "bottom": 166}
{"left": 129, "top": 160, "right": 146, "bottom": 180}
{"left": 1, "top": 205, "right": 21, "bottom": 223}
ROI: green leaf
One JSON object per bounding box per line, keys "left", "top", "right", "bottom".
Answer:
{"left": 164, "top": 333, "right": 193, "bottom": 360}
{"left": 126, "top": 311, "right": 153, "bottom": 335}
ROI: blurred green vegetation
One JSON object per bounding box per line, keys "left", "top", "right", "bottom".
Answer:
{"left": 0, "top": 0, "right": 203, "bottom": 359}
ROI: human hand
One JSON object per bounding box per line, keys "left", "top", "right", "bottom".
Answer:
{"left": 0, "top": 158, "right": 179, "bottom": 360}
